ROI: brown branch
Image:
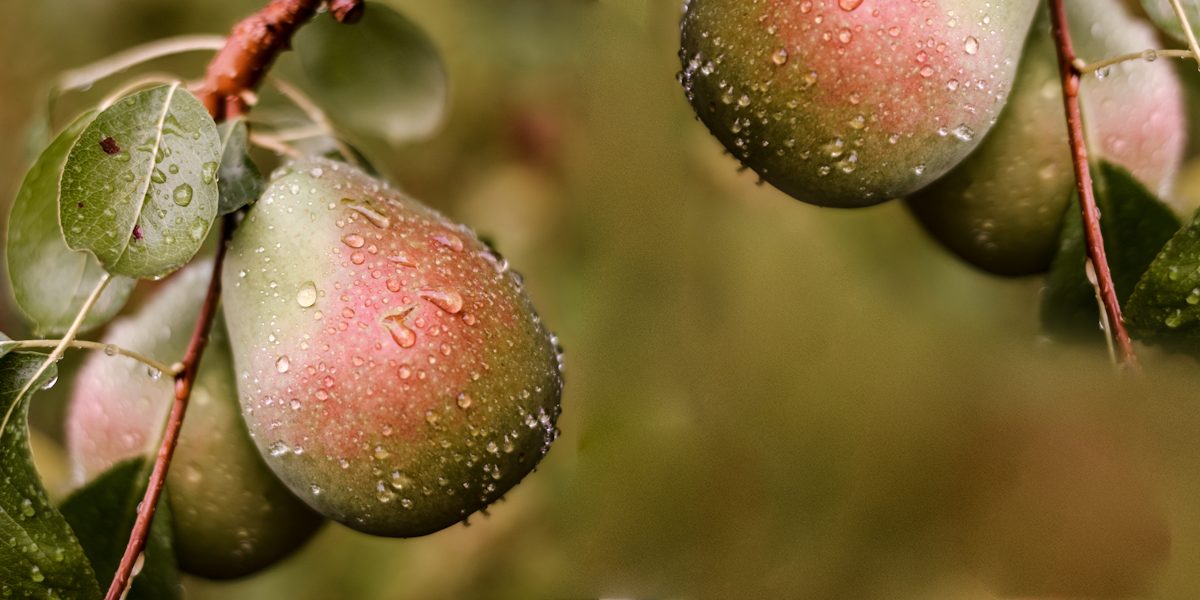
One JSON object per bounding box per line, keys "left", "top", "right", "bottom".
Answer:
{"left": 192, "top": 0, "right": 365, "bottom": 121}
{"left": 104, "top": 215, "right": 233, "bottom": 600}
{"left": 1047, "top": 0, "right": 1140, "bottom": 372}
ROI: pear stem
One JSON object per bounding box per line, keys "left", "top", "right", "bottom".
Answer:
{"left": 1047, "top": 0, "right": 1140, "bottom": 373}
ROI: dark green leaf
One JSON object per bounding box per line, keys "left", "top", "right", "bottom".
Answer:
{"left": 60, "top": 459, "right": 181, "bottom": 600}
{"left": 216, "top": 119, "right": 264, "bottom": 215}
{"left": 0, "top": 352, "right": 102, "bottom": 599}
{"left": 7, "top": 112, "right": 137, "bottom": 336}
{"left": 292, "top": 2, "right": 448, "bottom": 145}
{"left": 1040, "top": 162, "right": 1181, "bottom": 341}
{"left": 1139, "top": 0, "right": 1200, "bottom": 43}
{"left": 59, "top": 85, "right": 221, "bottom": 280}
{"left": 1124, "top": 207, "right": 1200, "bottom": 355}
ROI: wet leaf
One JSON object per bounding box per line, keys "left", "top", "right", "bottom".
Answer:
{"left": 59, "top": 85, "right": 220, "bottom": 280}
{"left": 216, "top": 118, "right": 264, "bottom": 215}
{"left": 1124, "top": 206, "right": 1200, "bottom": 355}
{"left": 7, "top": 112, "right": 136, "bottom": 336}
{"left": 60, "top": 458, "right": 181, "bottom": 600}
{"left": 0, "top": 352, "right": 102, "bottom": 599}
{"left": 1040, "top": 162, "right": 1180, "bottom": 341}
{"left": 292, "top": 2, "right": 448, "bottom": 145}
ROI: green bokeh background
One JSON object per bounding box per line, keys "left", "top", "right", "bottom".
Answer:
{"left": 5, "top": 0, "right": 1200, "bottom": 598}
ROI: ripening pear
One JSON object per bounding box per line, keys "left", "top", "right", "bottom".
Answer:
{"left": 906, "top": 0, "right": 1184, "bottom": 276}
{"left": 221, "top": 157, "right": 563, "bottom": 537}
{"left": 679, "top": 0, "right": 1038, "bottom": 207}
{"left": 66, "top": 260, "right": 324, "bottom": 579}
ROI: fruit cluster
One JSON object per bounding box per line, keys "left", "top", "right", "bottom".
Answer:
{"left": 679, "top": 0, "right": 1184, "bottom": 276}
{"left": 66, "top": 158, "right": 564, "bottom": 578}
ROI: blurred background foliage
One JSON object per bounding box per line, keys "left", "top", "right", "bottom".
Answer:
{"left": 5, "top": 0, "right": 1200, "bottom": 598}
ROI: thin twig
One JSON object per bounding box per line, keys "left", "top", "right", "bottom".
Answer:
{"left": 98, "top": 74, "right": 184, "bottom": 110}
{"left": 105, "top": 216, "right": 232, "bottom": 600}
{"left": 1170, "top": 0, "right": 1200, "bottom": 70}
{"left": 1075, "top": 49, "right": 1195, "bottom": 73}
{"left": 56, "top": 35, "right": 226, "bottom": 92}
{"left": 10, "top": 340, "right": 176, "bottom": 378}
{"left": 268, "top": 76, "right": 360, "bottom": 166}
{"left": 249, "top": 132, "right": 305, "bottom": 157}
{"left": 264, "top": 124, "right": 328, "bottom": 142}
{"left": 1048, "top": 0, "right": 1140, "bottom": 372}
{"left": 0, "top": 275, "right": 111, "bottom": 437}
{"left": 192, "top": 0, "right": 368, "bottom": 121}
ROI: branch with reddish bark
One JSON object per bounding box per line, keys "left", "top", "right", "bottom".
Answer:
{"left": 1047, "top": 0, "right": 1140, "bottom": 372}
{"left": 106, "top": 1, "right": 364, "bottom": 596}
{"left": 192, "top": 0, "right": 364, "bottom": 122}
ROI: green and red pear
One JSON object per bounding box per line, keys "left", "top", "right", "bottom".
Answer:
{"left": 906, "top": 0, "right": 1185, "bottom": 275}
{"left": 221, "top": 157, "right": 563, "bottom": 537}
{"left": 66, "top": 261, "right": 324, "bottom": 579}
{"left": 679, "top": 0, "right": 1038, "bottom": 207}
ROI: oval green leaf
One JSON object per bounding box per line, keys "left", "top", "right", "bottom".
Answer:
{"left": 216, "top": 118, "right": 264, "bottom": 216}
{"left": 7, "top": 111, "right": 137, "bottom": 336}
{"left": 0, "top": 352, "right": 102, "bottom": 599}
{"left": 293, "top": 2, "right": 448, "bottom": 146}
{"left": 59, "top": 85, "right": 220, "bottom": 280}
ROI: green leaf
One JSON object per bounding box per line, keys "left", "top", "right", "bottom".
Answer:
{"left": 60, "top": 459, "right": 181, "bottom": 600}
{"left": 59, "top": 85, "right": 221, "bottom": 280}
{"left": 1139, "top": 0, "right": 1200, "bottom": 43}
{"left": 1040, "top": 162, "right": 1181, "bottom": 341}
{"left": 216, "top": 119, "right": 264, "bottom": 215}
{"left": 0, "top": 352, "right": 102, "bottom": 599}
{"left": 7, "top": 112, "right": 137, "bottom": 336}
{"left": 1124, "top": 208, "right": 1200, "bottom": 355}
{"left": 292, "top": 2, "right": 448, "bottom": 146}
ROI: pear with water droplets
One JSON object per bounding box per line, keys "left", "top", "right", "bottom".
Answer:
{"left": 221, "top": 157, "right": 563, "bottom": 537}
{"left": 66, "top": 260, "right": 324, "bottom": 579}
{"left": 906, "top": 0, "right": 1184, "bottom": 275}
{"left": 679, "top": 0, "right": 1038, "bottom": 207}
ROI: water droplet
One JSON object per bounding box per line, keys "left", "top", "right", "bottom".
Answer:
{"left": 963, "top": 36, "right": 979, "bottom": 55}
{"left": 425, "top": 410, "right": 439, "bottom": 424}
{"left": 147, "top": 366, "right": 161, "bottom": 380}
{"left": 947, "top": 79, "right": 960, "bottom": 91}
{"left": 1166, "top": 310, "right": 1184, "bottom": 328}
{"left": 172, "top": 183, "right": 193, "bottom": 206}
{"left": 342, "top": 308, "right": 356, "bottom": 319}
{"left": 162, "top": 232, "right": 175, "bottom": 245}
{"left": 342, "top": 234, "right": 365, "bottom": 248}
{"left": 201, "top": 162, "right": 218, "bottom": 185}
{"left": 123, "top": 170, "right": 136, "bottom": 182}
{"left": 457, "top": 393, "right": 472, "bottom": 409}
{"left": 952, "top": 125, "right": 975, "bottom": 141}
{"left": 150, "top": 168, "right": 167, "bottom": 184}
{"left": 291, "top": 399, "right": 302, "bottom": 410}
{"left": 310, "top": 484, "right": 322, "bottom": 495}
{"left": 276, "top": 355, "right": 290, "bottom": 373}
{"left": 838, "top": 0, "right": 862, "bottom": 10}
{"left": 738, "top": 95, "right": 751, "bottom": 107}
{"left": 374, "top": 446, "right": 390, "bottom": 459}
{"left": 1142, "top": 49, "right": 1157, "bottom": 62}
{"left": 346, "top": 203, "right": 391, "bottom": 228}
{"left": 268, "top": 441, "right": 290, "bottom": 456}
{"left": 920, "top": 65, "right": 934, "bottom": 77}
{"left": 383, "top": 309, "right": 417, "bottom": 348}
{"left": 771, "top": 48, "right": 788, "bottom": 66}
{"left": 30, "top": 567, "right": 43, "bottom": 583}
{"left": 114, "top": 151, "right": 130, "bottom": 163}
{"left": 1097, "top": 66, "right": 1111, "bottom": 80}
{"left": 104, "top": 344, "right": 119, "bottom": 356}
{"left": 169, "top": 164, "right": 179, "bottom": 174}
{"left": 838, "top": 28, "right": 853, "bottom": 43}
{"left": 434, "top": 234, "right": 464, "bottom": 252}
{"left": 914, "top": 164, "right": 926, "bottom": 175}
{"left": 418, "top": 288, "right": 464, "bottom": 314}
{"left": 351, "top": 251, "right": 366, "bottom": 265}
{"left": 297, "top": 281, "right": 318, "bottom": 307}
